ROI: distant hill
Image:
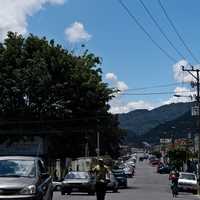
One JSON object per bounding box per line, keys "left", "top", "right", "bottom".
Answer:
{"left": 139, "top": 111, "right": 197, "bottom": 145}
{"left": 118, "top": 102, "right": 193, "bottom": 137}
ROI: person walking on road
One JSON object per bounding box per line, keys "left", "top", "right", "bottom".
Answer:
{"left": 92, "top": 158, "right": 110, "bottom": 200}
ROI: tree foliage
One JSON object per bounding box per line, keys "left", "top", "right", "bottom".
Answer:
{"left": 0, "top": 32, "right": 124, "bottom": 158}
{"left": 168, "top": 149, "right": 187, "bottom": 170}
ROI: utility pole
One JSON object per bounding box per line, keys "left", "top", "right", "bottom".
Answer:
{"left": 96, "top": 131, "right": 100, "bottom": 158}
{"left": 96, "top": 118, "right": 100, "bottom": 158}
{"left": 182, "top": 66, "right": 200, "bottom": 188}
{"left": 85, "top": 136, "right": 89, "bottom": 157}
{"left": 163, "top": 132, "right": 166, "bottom": 164}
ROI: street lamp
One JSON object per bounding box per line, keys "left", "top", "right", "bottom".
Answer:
{"left": 173, "top": 94, "right": 193, "bottom": 100}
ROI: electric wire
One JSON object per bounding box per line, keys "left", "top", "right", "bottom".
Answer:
{"left": 158, "top": 0, "right": 200, "bottom": 64}
{"left": 125, "top": 82, "right": 181, "bottom": 91}
{"left": 117, "top": 0, "right": 177, "bottom": 63}
{"left": 138, "top": 0, "right": 186, "bottom": 60}
{"left": 119, "top": 91, "right": 193, "bottom": 96}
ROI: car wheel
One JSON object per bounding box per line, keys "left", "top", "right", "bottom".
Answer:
{"left": 88, "top": 191, "right": 95, "bottom": 195}
{"left": 193, "top": 190, "right": 197, "bottom": 194}
{"left": 113, "top": 187, "right": 118, "bottom": 193}
{"left": 56, "top": 185, "right": 61, "bottom": 191}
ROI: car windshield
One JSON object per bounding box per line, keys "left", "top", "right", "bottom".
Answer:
{"left": 180, "top": 174, "right": 196, "bottom": 180}
{"left": 65, "top": 172, "right": 89, "bottom": 179}
{"left": 0, "top": 159, "right": 36, "bottom": 177}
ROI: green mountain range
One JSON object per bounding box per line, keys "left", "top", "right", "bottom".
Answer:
{"left": 118, "top": 102, "right": 194, "bottom": 144}
{"left": 139, "top": 111, "right": 197, "bottom": 144}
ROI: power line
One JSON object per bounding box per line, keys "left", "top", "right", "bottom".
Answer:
{"left": 138, "top": 0, "right": 186, "bottom": 60}
{"left": 119, "top": 90, "right": 194, "bottom": 96}
{"left": 125, "top": 82, "right": 181, "bottom": 91}
{"left": 117, "top": 0, "right": 177, "bottom": 63}
{"left": 158, "top": 0, "right": 200, "bottom": 64}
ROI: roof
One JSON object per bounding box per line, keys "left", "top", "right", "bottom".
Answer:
{"left": 0, "top": 156, "right": 41, "bottom": 161}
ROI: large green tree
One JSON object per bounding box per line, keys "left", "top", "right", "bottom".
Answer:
{"left": 0, "top": 32, "right": 124, "bottom": 158}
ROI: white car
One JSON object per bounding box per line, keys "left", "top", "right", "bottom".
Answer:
{"left": 126, "top": 161, "right": 136, "bottom": 168}
{"left": 178, "top": 172, "right": 198, "bottom": 194}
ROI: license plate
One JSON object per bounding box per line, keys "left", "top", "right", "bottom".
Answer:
{"left": 72, "top": 188, "right": 79, "bottom": 192}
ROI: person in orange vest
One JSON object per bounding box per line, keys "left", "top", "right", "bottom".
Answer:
{"left": 92, "top": 158, "right": 110, "bottom": 200}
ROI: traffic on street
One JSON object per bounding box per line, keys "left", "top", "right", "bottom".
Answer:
{"left": 52, "top": 153, "right": 199, "bottom": 200}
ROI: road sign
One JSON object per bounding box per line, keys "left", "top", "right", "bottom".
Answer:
{"left": 160, "top": 138, "right": 171, "bottom": 144}
{"left": 192, "top": 105, "right": 200, "bottom": 116}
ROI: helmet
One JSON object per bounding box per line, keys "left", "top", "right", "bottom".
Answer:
{"left": 98, "top": 158, "right": 104, "bottom": 164}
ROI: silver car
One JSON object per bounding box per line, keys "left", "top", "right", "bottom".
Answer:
{"left": 0, "top": 156, "right": 53, "bottom": 200}
{"left": 61, "top": 171, "right": 96, "bottom": 195}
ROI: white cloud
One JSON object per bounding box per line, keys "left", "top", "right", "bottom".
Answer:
{"left": 109, "top": 99, "right": 155, "bottom": 114}
{"left": 0, "top": 0, "right": 66, "bottom": 41}
{"left": 163, "top": 86, "right": 194, "bottom": 105}
{"left": 105, "top": 72, "right": 128, "bottom": 92}
{"left": 173, "top": 59, "right": 196, "bottom": 83}
{"left": 105, "top": 72, "right": 152, "bottom": 113}
{"left": 117, "top": 81, "right": 128, "bottom": 91}
{"left": 105, "top": 73, "right": 117, "bottom": 81}
{"left": 65, "top": 22, "right": 91, "bottom": 43}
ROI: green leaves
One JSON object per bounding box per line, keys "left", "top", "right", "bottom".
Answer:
{"left": 0, "top": 32, "right": 121, "bottom": 158}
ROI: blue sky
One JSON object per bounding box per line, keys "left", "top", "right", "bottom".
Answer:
{"left": 1, "top": 0, "right": 199, "bottom": 113}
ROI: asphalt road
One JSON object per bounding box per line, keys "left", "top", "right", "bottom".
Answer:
{"left": 53, "top": 159, "right": 199, "bottom": 200}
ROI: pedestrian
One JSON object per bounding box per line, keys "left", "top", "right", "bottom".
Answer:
{"left": 92, "top": 158, "right": 110, "bottom": 200}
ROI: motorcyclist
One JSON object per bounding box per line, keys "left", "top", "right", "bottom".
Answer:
{"left": 169, "top": 169, "right": 179, "bottom": 197}
{"left": 92, "top": 158, "right": 110, "bottom": 200}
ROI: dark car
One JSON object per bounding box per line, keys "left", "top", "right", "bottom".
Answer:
{"left": 157, "top": 165, "right": 171, "bottom": 174}
{"left": 112, "top": 169, "right": 127, "bottom": 188}
{"left": 106, "top": 173, "right": 118, "bottom": 193}
{"left": 61, "top": 171, "right": 96, "bottom": 195}
{"left": 156, "top": 162, "right": 164, "bottom": 171}
{"left": 0, "top": 156, "right": 53, "bottom": 200}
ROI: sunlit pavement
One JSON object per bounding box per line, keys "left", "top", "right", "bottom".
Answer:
{"left": 53, "top": 159, "right": 199, "bottom": 200}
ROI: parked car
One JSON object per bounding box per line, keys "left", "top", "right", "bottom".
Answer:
{"left": 106, "top": 173, "right": 118, "bottom": 193}
{"left": 53, "top": 179, "right": 62, "bottom": 191}
{"left": 61, "top": 171, "right": 96, "bottom": 195}
{"left": 149, "top": 155, "right": 156, "bottom": 162}
{"left": 123, "top": 165, "right": 134, "bottom": 178}
{"left": 178, "top": 172, "right": 198, "bottom": 194}
{"left": 112, "top": 169, "right": 127, "bottom": 188}
{"left": 119, "top": 163, "right": 134, "bottom": 178}
{"left": 0, "top": 156, "right": 53, "bottom": 200}
{"left": 157, "top": 165, "right": 171, "bottom": 174}
{"left": 126, "top": 160, "right": 136, "bottom": 169}
{"left": 156, "top": 162, "right": 164, "bottom": 172}
{"left": 150, "top": 158, "right": 160, "bottom": 166}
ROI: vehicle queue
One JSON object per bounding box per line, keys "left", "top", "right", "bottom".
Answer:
{"left": 58, "top": 153, "right": 137, "bottom": 196}
{"left": 0, "top": 153, "right": 198, "bottom": 200}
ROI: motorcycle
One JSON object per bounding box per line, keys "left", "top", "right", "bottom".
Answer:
{"left": 171, "top": 182, "right": 178, "bottom": 198}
